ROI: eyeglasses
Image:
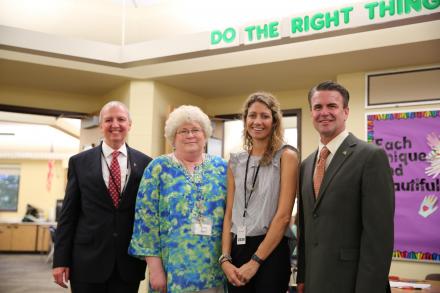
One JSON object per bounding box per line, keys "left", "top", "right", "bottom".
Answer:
{"left": 176, "top": 128, "right": 202, "bottom": 136}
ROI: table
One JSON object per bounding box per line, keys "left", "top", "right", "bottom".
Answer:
{"left": 392, "top": 280, "right": 440, "bottom": 293}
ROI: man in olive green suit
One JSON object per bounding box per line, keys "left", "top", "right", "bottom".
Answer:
{"left": 297, "top": 81, "right": 395, "bottom": 293}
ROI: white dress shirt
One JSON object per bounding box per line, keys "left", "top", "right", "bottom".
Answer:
{"left": 101, "top": 141, "right": 130, "bottom": 192}
{"left": 316, "top": 130, "right": 349, "bottom": 172}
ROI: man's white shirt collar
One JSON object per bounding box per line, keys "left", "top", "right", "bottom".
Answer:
{"left": 318, "top": 130, "right": 349, "bottom": 157}
{"left": 102, "top": 141, "right": 128, "bottom": 158}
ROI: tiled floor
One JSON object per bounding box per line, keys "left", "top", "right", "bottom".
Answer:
{"left": 0, "top": 253, "right": 68, "bottom": 293}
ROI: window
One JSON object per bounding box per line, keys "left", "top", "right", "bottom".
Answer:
{"left": 218, "top": 109, "right": 301, "bottom": 160}
{"left": 0, "top": 165, "right": 20, "bottom": 211}
{"left": 366, "top": 66, "right": 440, "bottom": 108}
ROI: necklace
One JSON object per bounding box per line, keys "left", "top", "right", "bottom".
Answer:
{"left": 172, "top": 153, "right": 205, "bottom": 175}
{"left": 170, "top": 153, "right": 208, "bottom": 218}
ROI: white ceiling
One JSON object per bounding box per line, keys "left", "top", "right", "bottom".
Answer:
{"left": 0, "top": 0, "right": 438, "bottom": 99}
{"left": 0, "top": 0, "right": 438, "bottom": 159}
{"left": 0, "top": 111, "right": 80, "bottom": 154}
{"left": 0, "top": 0, "right": 369, "bottom": 44}
{"left": 0, "top": 119, "right": 80, "bottom": 159}
{"left": 0, "top": 122, "right": 78, "bottom": 152}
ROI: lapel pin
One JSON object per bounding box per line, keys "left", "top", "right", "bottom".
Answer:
{"left": 343, "top": 151, "right": 347, "bottom": 155}
{"left": 134, "top": 163, "right": 137, "bottom": 167}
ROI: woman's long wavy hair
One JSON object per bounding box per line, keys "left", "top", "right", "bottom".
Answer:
{"left": 242, "top": 92, "right": 284, "bottom": 165}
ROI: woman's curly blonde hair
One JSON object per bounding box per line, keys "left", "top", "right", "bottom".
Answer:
{"left": 242, "top": 92, "right": 284, "bottom": 165}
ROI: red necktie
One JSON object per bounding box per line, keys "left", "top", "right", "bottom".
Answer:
{"left": 108, "top": 151, "right": 121, "bottom": 207}
{"left": 313, "top": 146, "right": 330, "bottom": 198}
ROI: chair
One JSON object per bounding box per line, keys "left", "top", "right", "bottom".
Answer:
{"left": 46, "top": 226, "right": 56, "bottom": 264}
{"left": 425, "top": 274, "right": 440, "bottom": 281}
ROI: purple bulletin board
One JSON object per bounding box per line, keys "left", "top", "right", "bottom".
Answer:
{"left": 367, "top": 110, "right": 440, "bottom": 262}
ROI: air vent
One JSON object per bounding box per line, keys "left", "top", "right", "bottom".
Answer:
{"left": 81, "top": 116, "right": 99, "bottom": 129}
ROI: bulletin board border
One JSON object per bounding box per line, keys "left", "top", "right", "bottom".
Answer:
{"left": 366, "top": 109, "right": 440, "bottom": 263}
{"left": 366, "top": 110, "right": 440, "bottom": 143}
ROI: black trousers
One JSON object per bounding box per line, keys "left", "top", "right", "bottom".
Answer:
{"left": 228, "top": 235, "right": 291, "bottom": 293}
{"left": 70, "top": 265, "right": 140, "bottom": 293}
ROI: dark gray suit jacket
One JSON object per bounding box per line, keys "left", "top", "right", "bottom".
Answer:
{"left": 53, "top": 144, "right": 151, "bottom": 283}
{"left": 297, "top": 133, "right": 394, "bottom": 293}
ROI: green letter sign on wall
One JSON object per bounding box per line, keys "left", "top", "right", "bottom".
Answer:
{"left": 209, "top": 0, "right": 439, "bottom": 49}
{"left": 209, "top": 27, "right": 238, "bottom": 48}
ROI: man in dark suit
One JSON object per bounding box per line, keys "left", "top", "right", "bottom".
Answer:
{"left": 53, "top": 101, "right": 152, "bottom": 293}
{"left": 297, "top": 81, "right": 394, "bottom": 293}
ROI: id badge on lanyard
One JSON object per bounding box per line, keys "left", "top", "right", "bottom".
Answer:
{"left": 237, "top": 225, "right": 246, "bottom": 245}
{"left": 192, "top": 217, "right": 212, "bottom": 236}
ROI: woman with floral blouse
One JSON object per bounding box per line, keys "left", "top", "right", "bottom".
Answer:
{"left": 129, "top": 105, "right": 227, "bottom": 293}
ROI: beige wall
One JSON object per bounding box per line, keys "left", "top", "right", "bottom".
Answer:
{"left": 0, "top": 159, "right": 65, "bottom": 222}
{"left": 338, "top": 71, "right": 440, "bottom": 138}
{"left": 0, "top": 83, "right": 99, "bottom": 222}
{"left": 95, "top": 80, "right": 206, "bottom": 157}
{"left": 205, "top": 70, "right": 440, "bottom": 160}
{"left": 337, "top": 72, "right": 440, "bottom": 279}
{"left": 0, "top": 79, "right": 206, "bottom": 225}
{"left": 206, "top": 88, "right": 312, "bottom": 158}
{"left": 390, "top": 260, "right": 440, "bottom": 280}
{"left": 105, "top": 81, "right": 131, "bottom": 106}
{"left": 205, "top": 69, "right": 440, "bottom": 279}
{"left": 0, "top": 84, "right": 105, "bottom": 114}
{"left": 152, "top": 82, "right": 206, "bottom": 157}
{"left": 78, "top": 80, "right": 155, "bottom": 155}
{"left": 1, "top": 65, "right": 439, "bottom": 280}
{"left": 79, "top": 126, "right": 102, "bottom": 150}
{"left": 126, "top": 81, "right": 155, "bottom": 155}
{"left": 109, "top": 81, "right": 206, "bottom": 293}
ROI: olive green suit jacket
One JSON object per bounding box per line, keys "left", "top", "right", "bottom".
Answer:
{"left": 297, "top": 133, "right": 394, "bottom": 293}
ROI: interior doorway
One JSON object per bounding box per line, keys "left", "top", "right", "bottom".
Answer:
{"left": 209, "top": 109, "right": 301, "bottom": 160}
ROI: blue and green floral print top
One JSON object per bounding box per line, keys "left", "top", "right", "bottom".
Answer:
{"left": 129, "top": 154, "right": 227, "bottom": 293}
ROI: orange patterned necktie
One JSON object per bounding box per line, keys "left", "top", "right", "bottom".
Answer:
{"left": 108, "top": 151, "right": 121, "bottom": 207}
{"left": 313, "top": 146, "right": 330, "bottom": 198}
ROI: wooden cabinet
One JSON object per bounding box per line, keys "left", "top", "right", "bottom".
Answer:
{"left": 36, "top": 225, "right": 52, "bottom": 252}
{"left": 0, "top": 223, "right": 50, "bottom": 252}
{"left": 11, "top": 224, "right": 37, "bottom": 251}
{"left": 0, "top": 224, "right": 13, "bottom": 250}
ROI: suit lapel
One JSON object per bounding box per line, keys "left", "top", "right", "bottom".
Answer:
{"left": 303, "top": 151, "right": 318, "bottom": 205}
{"left": 119, "top": 146, "right": 140, "bottom": 207}
{"left": 314, "top": 134, "right": 357, "bottom": 209}
{"left": 125, "top": 147, "right": 136, "bottom": 193}
{"left": 94, "top": 144, "right": 117, "bottom": 208}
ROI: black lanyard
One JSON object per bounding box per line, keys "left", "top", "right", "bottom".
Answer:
{"left": 101, "top": 144, "right": 130, "bottom": 200}
{"left": 243, "top": 153, "right": 261, "bottom": 218}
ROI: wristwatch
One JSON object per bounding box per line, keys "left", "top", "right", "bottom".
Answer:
{"left": 218, "top": 254, "right": 232, "bottom": 265}
{"left": 251, "top": 253, "right": 264, "bottom": 265}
